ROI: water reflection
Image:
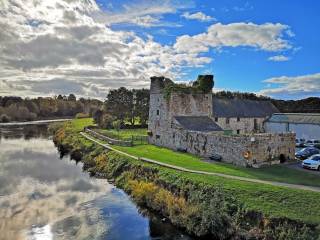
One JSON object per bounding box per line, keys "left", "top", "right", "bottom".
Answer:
{"left": 0, "top": 125, "right": 193, "bottom": 240}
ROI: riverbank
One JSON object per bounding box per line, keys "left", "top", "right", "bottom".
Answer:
{"left": 52, "top": 119, "right": 320, "bottom": 239}
{"left": 0, "top": 118, "right": 72, "bottom": 126}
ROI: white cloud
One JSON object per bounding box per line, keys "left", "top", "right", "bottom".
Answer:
{"left": 174, "top": 22, "right": 293, "bottom": 54}
{"left": 95, "top": 0, "right": 191, "bottom": 27}
{"left": 0, "top": 0, "right": 210, "bottom": 98}
{"left": 0, "top": 0, "right": 298, "bottom": 98}
{"left": 259, "top": 73, "right": 320, "bottom": 97}
{"left": 181, "top": 11, "right": 215, "bottom": 22}
{"left": 268, "top": 55, "right": 290, "bottom": 62}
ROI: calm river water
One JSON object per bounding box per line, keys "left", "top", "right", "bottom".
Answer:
{"left": 0, "top": 125, "right": 193, "bottom": 240}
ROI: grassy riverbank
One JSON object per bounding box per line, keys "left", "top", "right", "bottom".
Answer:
{"left": 52, "top": 118, "right": 320, "bottom": 239}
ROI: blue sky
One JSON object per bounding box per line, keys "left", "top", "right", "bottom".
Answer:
{"left": 0, "top": 0, "right": 319, "bottom": 99}
{"left": 103, "top": 0, "right": 320, "bottom": 99}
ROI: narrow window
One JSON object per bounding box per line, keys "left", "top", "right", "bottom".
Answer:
{"left": 215, "top": 117, "right": 218, "bottom": 122}
{"left": 156, "top": 135, "right": 160, "bottom": 139}
{"left": 254, "top": 118, "right": 258, "bottom": 130}
{"left": 237, "top": 129, "right": 240, "bottom": 134}
{"left": 226, "top": 118, "right": 230, "bottom": 124}
{"left": 237, "top": 117, "right": 240, "bottom": 122}
{"left": 156, "top": 109, "right": 160, "bottom": 115}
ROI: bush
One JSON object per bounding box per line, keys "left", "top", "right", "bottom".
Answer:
{"left": 0, "top": 114, "right": 10, "bottom": 123}
{"left": 194, "top": 75, "right": 214, "bottom": 93}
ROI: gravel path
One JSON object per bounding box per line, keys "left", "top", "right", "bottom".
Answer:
{"left": 81, "top": 132, "right": 320, "bottom": 193}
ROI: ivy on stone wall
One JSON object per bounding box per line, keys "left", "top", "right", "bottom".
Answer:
{"left": 163, "top": 75, "right": 214, "bottom": 100}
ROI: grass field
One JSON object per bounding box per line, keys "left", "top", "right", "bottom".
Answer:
{"left": 96, "top": 128, "right": 147, "bottom": 140}
{"left": 114, "top": 144, "right": 320, "bottom": 187}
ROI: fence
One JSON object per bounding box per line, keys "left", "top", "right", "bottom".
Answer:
{"left": 84, "top": 127, "right": 148, "bottom": 146}
{"left": 84, "top": 128, "right": 133, "bottom": 147}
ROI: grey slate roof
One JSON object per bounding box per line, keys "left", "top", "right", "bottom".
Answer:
{"left": 174, "top": 116, "right": 223, "bottom": 132}
{"left": 212, "top": 98, "right": 279, "bottom": 118}
{"left": 267, "top": 113, "right": 320, "bottom": 125}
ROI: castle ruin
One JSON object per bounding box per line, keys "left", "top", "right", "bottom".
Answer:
{"left": 148, "top": 75, "right": 295, "bottom": 167}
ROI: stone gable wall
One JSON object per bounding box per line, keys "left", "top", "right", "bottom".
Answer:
{"left": 215, "top": 117, "right": 266, "bottom": 134}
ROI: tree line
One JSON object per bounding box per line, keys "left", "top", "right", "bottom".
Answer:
{"left": 213, "top": 91, "right": 320, "bottom": 113}
{"left": 1, "top": 88, "right": 318, "bottom": 124}
{"left": 0, "top": 94, "right": 102, "bottom": 123}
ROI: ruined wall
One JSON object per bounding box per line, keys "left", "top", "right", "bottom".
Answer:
{"left": 148, "top": 76, "right": 213, "bottom": 146}
{"left": 168, "top": 93, "right": 212, "bottom": 120}
{"left": 152, "top": 128, "right": 295, "bottom": 167}
{"left": 215, "top": 117, "right": 266, "bottom": 134}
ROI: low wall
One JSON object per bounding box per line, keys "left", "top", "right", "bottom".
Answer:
{"left": 149, "top": 128, "right": 295, "bottom": 167}
{"left": 85, "top": 128, "right": 133, "bottom": 147}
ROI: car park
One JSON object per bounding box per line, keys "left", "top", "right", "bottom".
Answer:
{"left": 302, "top": 154, "right": 320, "bottom": 171}
{"left": 295, "top": 147, "right": 320, "bottom": 160}
{"left": 305, "top": 139, "right": 320, "bottom": 147}
{"left": 295, "top": 138, "right": 306, "bottom": 147}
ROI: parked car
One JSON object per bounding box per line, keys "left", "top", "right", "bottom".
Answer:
{"left": 295, "top": 138, "right": 306, "bottom": 147}
{"left": 305, "top": 139, "right": 320, "bottom": 147}
{"left": 302, "top": 154, "right": 320, "bottom": 171}
{"left": 295, "top": 147, "right": 320, "bottom": 160}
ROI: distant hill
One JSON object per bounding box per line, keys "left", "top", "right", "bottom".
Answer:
{"left": 212, "top": 91, "right": 320, "bottom": 113}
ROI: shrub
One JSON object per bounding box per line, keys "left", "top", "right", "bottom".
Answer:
{"left": 0, "top": 114, "right": 10, "bottom": 123}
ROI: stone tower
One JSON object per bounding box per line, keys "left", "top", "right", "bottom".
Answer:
{"left": 148, "top": 75, "right": 214, "bottom": 146}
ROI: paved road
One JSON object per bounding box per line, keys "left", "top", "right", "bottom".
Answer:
{"left": 80, "top": 132, "right": 320, "bottom": 193}
{"left": 287, "top": 162, "right": 320, "bottom": 176}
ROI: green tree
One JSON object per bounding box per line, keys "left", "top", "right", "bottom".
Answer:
{"left": 133, "top": 89, "right": 149, "bottom": 126}
{"left": 106, "top": 87, "right": 133, "bottom": 124}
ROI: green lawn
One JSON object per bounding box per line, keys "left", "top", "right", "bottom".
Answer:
{"left": 67, "top": 118, "right": 94, "bottom": 133}
{"left": 96, "top": 128, "right": 147, "bottom": 140}
{"left": 114, "top": 144, "right": 320, "bottom": 188}
{"left": 166, "top": 170, "right": 320, "bottom": 224}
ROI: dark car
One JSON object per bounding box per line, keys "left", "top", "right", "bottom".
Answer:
{"left": 295, "top": 147, "right": 320, "bottom": 160}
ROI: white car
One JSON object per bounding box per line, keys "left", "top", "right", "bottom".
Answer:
{"left": 305, "top": 139, "right": 320, "bottom": 147}
{"left": 302, "top": 154, "right": 320, "bottom": 171}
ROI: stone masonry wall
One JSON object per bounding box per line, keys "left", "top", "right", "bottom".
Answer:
{"left": 150, "top": 127, "right": 295, "bottom": 167}
{"left": 168, "top": 93, "right": 212, "bottom": 120}
{"left": 215, "top": 117, "right": 266, "bottom": 134}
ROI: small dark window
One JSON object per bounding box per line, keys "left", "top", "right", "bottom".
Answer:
{"left": 226, "top": 118, "right": 230, "bottom": 124}
{"left": 237, "top": 117, "right": 240, "bottom": 122}
{"left": 254, "top": 118, "right": 258, "bottom": 130}
{"left": 156, "top": 110, "right": 160, "bottom": 115}
{"left": 215, "top": 117, "right": 218, "bottom": 122}
{"left": 237, "top": 129, "right": 240, "bottom": 134}
{"left": 156, "top": 135, "right": 160, "bottom": 139}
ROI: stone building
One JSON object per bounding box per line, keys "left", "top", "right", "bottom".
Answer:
{"left": 212, "top": 98, "right": 279, "bottom": 134}
{"left": 148, "top": 75, "right": 295, "bottom": 167}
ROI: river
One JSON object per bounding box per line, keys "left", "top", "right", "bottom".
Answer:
{"left": 0, "top": 124, "right": 193, "bottom": 240}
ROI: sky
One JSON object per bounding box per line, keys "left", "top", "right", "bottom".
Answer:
{"left": 0, "top": 0, "right": 319, "bottom": 100}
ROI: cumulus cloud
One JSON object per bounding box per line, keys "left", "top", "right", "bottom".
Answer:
{"left": 259, "top": 73, "right": 320, "bottom": 98}
{"left": 0, "top": 0, "right": 295, "bottom": 98}
{"left": 174, "top": 22, "right": 293, "bottom": 54}
{"left": 268, "top": 55, "right": 290, "bottom": 62}
{"left": 181, "top": 11, "right": 215, "bottom": 22}
{"left": 0, "top": 0, "right": 208, "bottom": 98}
